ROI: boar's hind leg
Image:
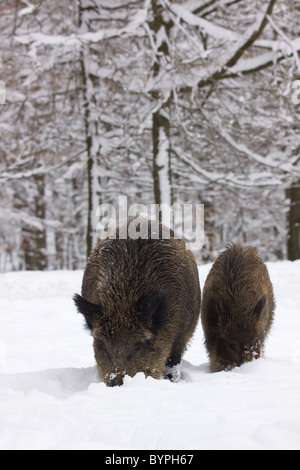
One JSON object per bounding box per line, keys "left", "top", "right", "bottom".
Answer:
{"left": 163, "top": 345, "right": 183, "bottom": 383}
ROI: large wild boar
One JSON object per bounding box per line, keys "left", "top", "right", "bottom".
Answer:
{"left": 201, "top": 244, "right": 275, "bottom": 372}
{"left": 74, "top": 218, "right": 201, "bottom": 386}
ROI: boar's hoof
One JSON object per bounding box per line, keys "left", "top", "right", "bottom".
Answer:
{"left": 163, "top": 364, "right": 181, "bottom": 383}
{"left": 106, "top": 372, "right": 125, "bottom": 387}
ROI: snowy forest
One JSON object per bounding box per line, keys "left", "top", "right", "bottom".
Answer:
{"left": 0, "top": 0, "right": 299, "bottom": 272}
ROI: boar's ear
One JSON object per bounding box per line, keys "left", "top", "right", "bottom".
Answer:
{"left": 136, "top": 292, "right": 167, "bottom": 334}
{"left": 252, "top": 295, "right": 266, "bottom": 320}
{"left": 73, "top": 294, "right": 102, "bottom": 331}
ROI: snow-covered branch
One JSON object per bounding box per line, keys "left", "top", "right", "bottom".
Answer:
{"left": 225, "top": 0, "right": 277, "bottom": 69}
{"left": 173, "top": 146, "right": 284, "bottom": 190}
{"left": 192, "top": 0, "right": 280, "bottom": 87}
{"left": 197, "top": 108, "right": 300, "bottom": 180}
{"left": 19, "top": 0, "right": 44, "bottom": 17}
{"left": 0, "top": 150, "right": 86, "bottom": 182}
{"left": 215, "top": 126, "right": 300, "bottom": 179}
{"left": 15, "top": 2, "right": 149, "bottom": 47}
{"left": 163, "top": 0, "right": 238, "bottom": 41}
{"left": 266, "top": 15, "right": 300, "bottom": 73}
{"left": 192, "top": 0, "right": 244, "bottom": 17}
{"left": 228, "top": 37, "right": 300, "bottom": 76}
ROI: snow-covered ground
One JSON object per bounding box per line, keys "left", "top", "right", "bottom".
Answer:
{"left": 0, "top": 261, "right": 300, "bottom": 450}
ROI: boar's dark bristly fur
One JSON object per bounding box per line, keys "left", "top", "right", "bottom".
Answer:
{"left": 201, "top": 244, "right": 275, "bottom": 372}
{"left": 74, "top": 219, "right": 201, "bottom": 387}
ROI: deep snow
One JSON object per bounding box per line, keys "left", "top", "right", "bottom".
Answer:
{"left": 0, "top": 261, "right": 300, "bottom": 450}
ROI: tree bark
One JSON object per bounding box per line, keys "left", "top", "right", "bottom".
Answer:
{"left": 22, "top": 174, "right": 47, "bottom": 271}
{"left": 150, "top": 1, "right": 173, "bottom": 218}
{"left": 286, "top": 182, "right": 300, "bottom": 260}
{"left": 152, "top": 110, "right": 172, "bottom": 207}
{"left": 79, "top": 0, "right": 101, "bottom": 258}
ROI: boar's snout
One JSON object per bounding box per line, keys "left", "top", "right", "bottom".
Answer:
{"left": 211, "top": 336, "right": 262, "bottom": 372}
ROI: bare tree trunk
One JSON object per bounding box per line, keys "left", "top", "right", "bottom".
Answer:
{"left": 80, "top": 53, "right": 94, "bottom": 258}
{"left": 150, "top": 1, "right": 173, "bottom": 218}
{"left": 22, "top": 174, "right": 47, "bottom": 270}
{"left": 79, "top": 0, "right": 102, "bottom": 257}
{"left": 152, "top": 110, "right": 172, "bottom": 207}
{"left": 286, "top": 182, "right": 300, "bottom": 260}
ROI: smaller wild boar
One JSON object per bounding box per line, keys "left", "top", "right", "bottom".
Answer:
{"left": 74, "top": 218, "right": 201, "bottom": 386}
{"left": 201, "top": 244, "right": 275, "bottom": 372}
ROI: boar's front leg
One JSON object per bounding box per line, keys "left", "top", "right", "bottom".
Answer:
{"left": 163, "top": 345, "right": 183, "bottom": 383}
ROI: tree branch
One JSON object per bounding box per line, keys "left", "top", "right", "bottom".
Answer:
{"left": 193, "top": 0, "right": 244, "bottom": 18}
{"left": 225, "top": 0, "right": 277, "bottom": 69}
{"left": 163, "top": 0, "right": 238, "bottom": 41}
{"left": 196, "top": 0, "right": 277, "bottom": 87}
{"left": 173, "top": 146, "right": 284, "bottom": 190}
{"left": 0, "top": 149, "right": 86, "bottom": 182}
